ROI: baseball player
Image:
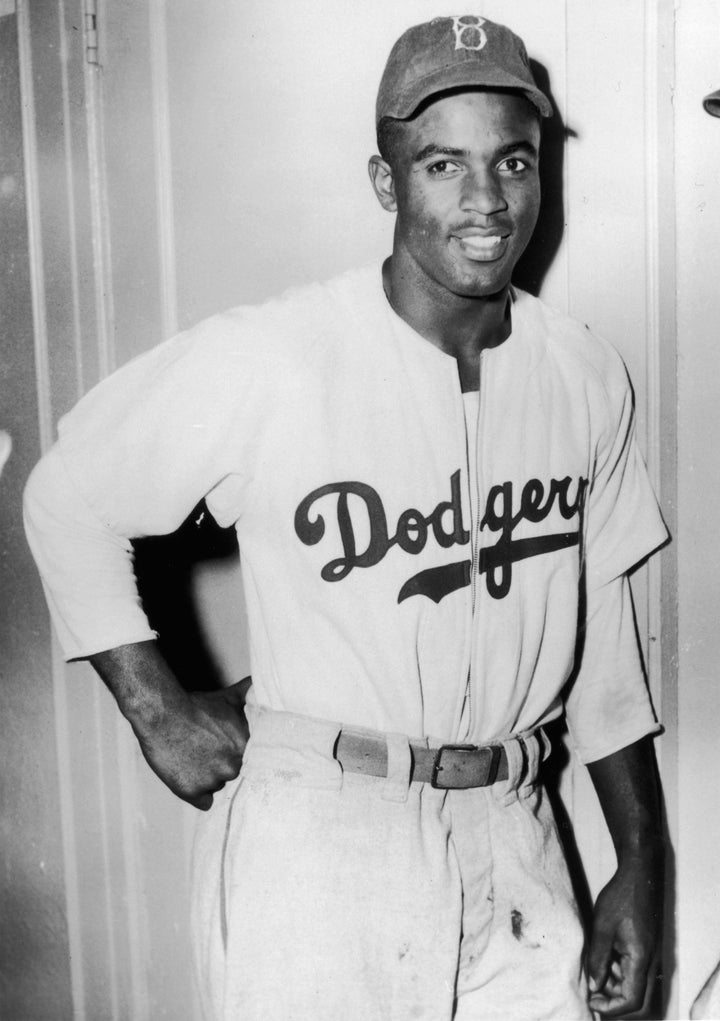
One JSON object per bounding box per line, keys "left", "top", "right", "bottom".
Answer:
{"left": 24, "top": 15, "right": 667, "bottom": 1021}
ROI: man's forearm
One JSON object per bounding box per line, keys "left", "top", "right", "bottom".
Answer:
{"left": 585, "top": 734, "right": 664, "bottom": 1017}
{"left": 90, "top": 640, "right": 189, "bottom": 734}
{"left": 90, "top": 640, "right": 249, "bottom": 810}
{"left": 587, "top": 734, "right": 664, "bottom": 867}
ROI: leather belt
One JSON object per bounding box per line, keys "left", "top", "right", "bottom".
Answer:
{"left": 334, "top": 732, "right": 509, "bottom": 790}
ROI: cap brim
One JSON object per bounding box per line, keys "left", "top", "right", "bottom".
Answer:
{"left": 384, "top": 61, "right": 552, "bottom": 121}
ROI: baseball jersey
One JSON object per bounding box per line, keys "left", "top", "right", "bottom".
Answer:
{"left": 24, "top": 262, "right": 667, "bottom": 762}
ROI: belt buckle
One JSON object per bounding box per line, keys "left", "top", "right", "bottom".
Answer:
{"left": 431, "top": 743, "right": 497, "bottom": 790}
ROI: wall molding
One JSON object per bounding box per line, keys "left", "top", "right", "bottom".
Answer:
{"left": 643, "top": 2, "right": 678, "bottom": 1016}
{"left": 149, "top": 0, "right": 178, "bottom": 340}
{"left": 16, "top": 7, "right": 88, "bottom": 1018}
{"left": 17, "top": 0, "right": 51, "bottom": 453}
{"left": 83, "top": 0, "right": 115, "bottom": 378}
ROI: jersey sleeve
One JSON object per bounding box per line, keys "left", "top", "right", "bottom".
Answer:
{"left": 24, "top": 446, "right": 158, "bottom": 659}
{"left": 55, "top": 317, "right": 266, "bottom": 538}
{"left": 583, "top": 355, "right": 668, "bottom": 590}
{"left": 564, "top": 574, "right": 660, "bottom": 763}
{"left": 564, "top": 345, "right": 667, "bottom": 760}
{"left": 23, "top": 313, "right": 269, "bottom": 660}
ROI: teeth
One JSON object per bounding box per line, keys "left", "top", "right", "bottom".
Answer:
{"left": 458, "top": 235, "right": 504, "bottom": 253}
{"left": 454, "top": 234, "right": 508, "bottom": 261}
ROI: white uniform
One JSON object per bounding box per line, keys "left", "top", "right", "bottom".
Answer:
{"left": 24, "top": 262, "right": 667, "bottom": 1019}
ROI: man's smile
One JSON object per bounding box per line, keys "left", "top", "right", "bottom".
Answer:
{"left": 451, "top": 229, "right": 511, "bottom": 262}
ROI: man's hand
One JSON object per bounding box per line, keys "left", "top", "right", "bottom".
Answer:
{"left": 134, "top": 678, "right": 251, "bottom": 810}
{"left": 586, "top": 857, "right": 662, "bottom": 1017}
{"left": 90, "top": 641, "right": 251, "bottom": 810}
{"left": 586, "top": 736, "right": 664, "bottom": 1019}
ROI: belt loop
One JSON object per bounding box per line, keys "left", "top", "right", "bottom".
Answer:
{"left": 493, "top": 736, "right": 525, "bottom": 806}
{"left": 518, "top": 735, "right": 543, "bottom": 796}
{"left": 381, "top": 733, "right": 411, "bottom": 803}
{"left": 540, "top": 727, "right": 552, "bottom": 761}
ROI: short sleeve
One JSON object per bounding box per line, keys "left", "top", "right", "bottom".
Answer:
{"left": 584, "top": 360, "right": 668, "bottom": 590}
{"left": 24, "top": 447, "right": 157, "bottom": 659}
{"left": 565, "top": 575, "right": 660, "bottom": 763}
{"left": 56, "top": 312, "right": 269, "bottom": 538}
{"left": 23, "top": 310, "right": 270, "bottom": 660}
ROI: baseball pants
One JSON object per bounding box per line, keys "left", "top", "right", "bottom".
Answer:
{"left": 191, "top": 705, "right": 591, "bottom": 1020}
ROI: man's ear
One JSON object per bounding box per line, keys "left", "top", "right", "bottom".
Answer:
{"left": 368, "top": 155, "right": 397, "bottom": 212}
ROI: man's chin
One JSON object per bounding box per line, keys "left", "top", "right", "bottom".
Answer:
{"left": 439, "top": 255, "right": 514, "bottom": 297}
{"left": 449, "top": 274, "right": 512, "bottom": 301}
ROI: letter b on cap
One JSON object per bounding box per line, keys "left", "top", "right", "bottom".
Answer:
{"left": 452, "top": 15, "right": 487, "bottom": 51}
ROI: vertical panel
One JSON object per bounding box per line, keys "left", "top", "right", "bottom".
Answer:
{"left": 101, "top": 0, "right": 162, "bottom": 363}
{"left": 643, "top": 3, "right": 679, "bottom": 1016}
{"left": 565, "top": 2, "right": 650, "bottom": 406}
{"left": 17, "top": 0, "right": 212, "bottom": 1014}
{"left": 148, "top": 0, "right": 178, "bottom": 340}
{"left": 0, "top": 9, "right": 74, "bottom": 1018}
{"left": 17, "top": 0, "right": 155, "bottom": 1016}
{"left": 81, "top": 0, "right": 114, "bottom": 384}
{"left": 675, "top": 1, "right": 720, "bottom": 1014}
{"left": 93, "top": 2, "right": 200, "bottom": 1016}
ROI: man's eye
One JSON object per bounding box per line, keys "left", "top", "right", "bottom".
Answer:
{"left": 498, "top": 157, "right": 529, "bottom": 174}
{"left": 427, "top": 160, "right": 459, "bottom": 176}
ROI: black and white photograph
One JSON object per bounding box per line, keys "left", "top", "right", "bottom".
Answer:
{"left": 1, "top": 2, "right": 719, "bottom": 1019}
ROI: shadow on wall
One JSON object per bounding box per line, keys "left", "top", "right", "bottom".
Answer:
{"left": 514, "top": 60, "right": 572, "bottom": 296}
{"left": 134, "top": 502, "right": 238, "bottom": 693}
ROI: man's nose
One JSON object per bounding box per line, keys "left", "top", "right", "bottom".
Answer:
{"left": 459, "top": 169, "right": 508, "bottom": 216}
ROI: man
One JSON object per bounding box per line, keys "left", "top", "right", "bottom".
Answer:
{"left": 24, "top": 15, "right": 667, "bottom": 1021}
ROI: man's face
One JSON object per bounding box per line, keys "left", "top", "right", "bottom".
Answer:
{"left": 377, "top": 90, "right": 541, "bottom": 300}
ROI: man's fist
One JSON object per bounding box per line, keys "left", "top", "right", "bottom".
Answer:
{"left": 134, "top": 677, "right": 251, "bottom": 810}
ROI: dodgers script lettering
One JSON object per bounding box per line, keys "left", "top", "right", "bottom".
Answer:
{"left": 294, "top": 472, "right": 588, "bottom": 602}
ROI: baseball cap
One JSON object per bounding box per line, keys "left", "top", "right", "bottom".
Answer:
{"left": 376, "top": 15, "right": 552, "bottom": 125}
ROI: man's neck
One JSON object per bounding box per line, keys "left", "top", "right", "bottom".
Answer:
{"left": 382, "top": 256, "right": 511, "bottom": 358}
